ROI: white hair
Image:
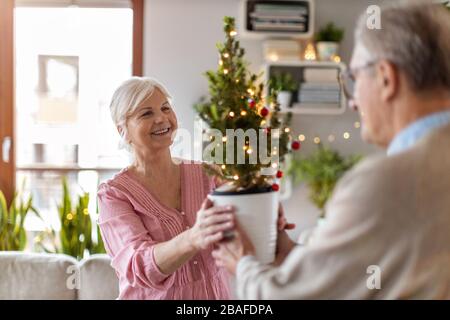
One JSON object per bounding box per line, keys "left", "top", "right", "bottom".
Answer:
{"left": 109, "top": 77, "right": 173, "bottom": 151}
{"left": 355, "top": 0, "right": 450, "bottom": 92}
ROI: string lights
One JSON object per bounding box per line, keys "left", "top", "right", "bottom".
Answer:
{"left": 295, "top": 121, "right": 361, "bottom": 146}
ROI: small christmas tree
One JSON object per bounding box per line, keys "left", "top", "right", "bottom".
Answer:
{"left": 195, "top": 17, "right": 299, "bottom": 192}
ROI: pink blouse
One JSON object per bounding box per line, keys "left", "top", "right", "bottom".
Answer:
{"left": 97, "top": 161, "right": 231, "bottom": 300}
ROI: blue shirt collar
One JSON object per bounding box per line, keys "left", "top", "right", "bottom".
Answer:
{"left": 387, "top": 110, "right": 450, "bottom": 156}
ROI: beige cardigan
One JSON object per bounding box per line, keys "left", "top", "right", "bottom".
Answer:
{"left": 236, "top": 124, "right": 450, "bottom": 299}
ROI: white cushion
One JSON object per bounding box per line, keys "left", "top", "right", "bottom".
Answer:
{"left": 78, "top": 254, "right": 119, "bottom": 300}
{"left": 0, "top": 251, "right": 78, "bottom": 300}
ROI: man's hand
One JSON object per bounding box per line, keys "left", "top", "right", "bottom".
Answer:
{"left": 274, "top": 204, "right": 297, "bottom": 265}
{"left": 274, "top": 229, "right": 296, "bottom": 266}
{"left": 212, "top": 203, "right": 297, "bottom": 274}
{"left": 277, "top": 203, "right": 296, "bottom": 231}
{"left": 212, "top": 222, "right": 255, "bottom": 275}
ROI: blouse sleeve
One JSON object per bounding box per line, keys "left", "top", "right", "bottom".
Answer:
{"left": 97, "top": 182, "right": 175, "bottom": 290}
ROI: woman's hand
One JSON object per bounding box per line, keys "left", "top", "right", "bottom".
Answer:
{"left": 188, "top": 198, "right": 235, "bottom": 251}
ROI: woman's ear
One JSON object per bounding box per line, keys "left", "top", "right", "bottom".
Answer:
{"left": 117, "top": 125, "right": 124, "bottom": 137}
{"left": 117, "top": 125, "right": 130, "bottom": 143}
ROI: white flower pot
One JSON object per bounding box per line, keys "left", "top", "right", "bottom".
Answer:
{"left": 209, "top": 189, "right": 279, "bottom": 264}
{"left": 316, "top": 42, "right": 339, "bottom": 61}
{"left": 277, "top": 91, "right": 292, "bottom": 109}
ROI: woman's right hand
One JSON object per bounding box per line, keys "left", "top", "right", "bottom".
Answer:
{"left": 188, "top": 198, "right": 235, "bottom": 251}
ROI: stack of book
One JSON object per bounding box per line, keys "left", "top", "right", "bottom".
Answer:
{"left": 297, "top": 68, "right": 341, "bottom": 106}
{"left": 250, "top": 3, "right": 308, "bottom": 33}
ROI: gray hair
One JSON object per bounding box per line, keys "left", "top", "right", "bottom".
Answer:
{"left": 109, "top": 77, "right": 173, "bottom": 151}
{"left": 355, "top": 0, "right": 450, "bottom": 92}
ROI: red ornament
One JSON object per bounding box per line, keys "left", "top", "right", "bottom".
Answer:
{"left": 248, "top": 99, "right": 256, "bottom": 108}
{"left": 276, "top": 170, "right": 283, "bottom": 179}
{"left": 260, "top": 107, "right": 269, "bottom": 117}
{"left": 272, "top": 183, "right": 280, "bottom": 192}
{"left": 291, "top": 140, "right": 301, "bottom": 151}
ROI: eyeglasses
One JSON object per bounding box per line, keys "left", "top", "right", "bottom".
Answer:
{"left": 339, "top": 61, "right": 379, "bottom": 100}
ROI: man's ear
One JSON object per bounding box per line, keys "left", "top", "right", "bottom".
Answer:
{"left": 377, "top": 60, "right": 399, "bottom": 102}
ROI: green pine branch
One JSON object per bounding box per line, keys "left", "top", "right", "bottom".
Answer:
{"left": 194, "top": 16, "right": 293, "bottom": 191}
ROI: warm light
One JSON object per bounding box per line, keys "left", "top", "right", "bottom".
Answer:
{"left": 298, "top": 134, "right": 306, "bottom": 142}
{"left": 233, "top": 175, "right": 239, "bottom": 180}
{"left": 83, "top": 208, "right": 89, "bottom": 215}
{"left": 354, "top": 121, "right": 361, "bottom": 129}
{"left": 236, "top": 79, "right": 240, "bottom": 83}
{"left": 219, "top": 59, "right": 223, "bottom": 66}
{"left": 241, "top": 110, "right": 247, "bottom": 116}
{"left": 229, "top": 30, "right": 237, "bottom": 37}
{"left": 223, "top": 69, "right": 229, "bottom": 74}
{"left": 314, "top": 137, "right": 321, "bottom": 144}
{"left": 328, "top": 134, "right": 335, "bottom": 142}
{"left": 269, "top": 53, "right": 279, "bottom": 62}
{"left": 284, "top": 127, "right": 291, "bottom": 133}
{"left": 247, "top": 88, "right": 254, "bottom": 95}
{"left": 260, "top": 120, "right": 267, "bottom": 126}
{"left": 223, "top": 52, "right": 230, "bottom": 58}
{"left": 229, "top": 111, "right": 235, "bottom": 117}
{"left": 343, "top": 132, "right": 350, "bottom": 139}
{"left": 221, "top": 165, "right": 226, "bottom": 170}
{"left": 304, "top": 43, "right": 317, "bottom": 61}
{"left": 271, "top": 163, "right": 278, "bottom": 169}
{"left": 272, "top": 150, "right": 278, "bottom": 156}
{"left": 247, "top": 148, "right": 253, "bottom": 154}
{"left": 222, "top": 136, "right": 227, "bottom": 142}
{"left": 67, "top": 213, "right": 73, "bottom": 220}
{"left": 332, "top": 55, "right": 341, "bottom": 63}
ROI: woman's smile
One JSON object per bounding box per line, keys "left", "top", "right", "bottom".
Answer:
{"left": 151, "top": 126, "right": 172, "bottom": 137}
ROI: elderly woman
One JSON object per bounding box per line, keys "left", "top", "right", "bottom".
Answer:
{"left": 97, "top": 77, "right": 236, "bottom": 299}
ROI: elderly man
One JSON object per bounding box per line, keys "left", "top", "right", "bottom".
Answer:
{"left": 212, "top": 1, "right": 450, "bottom": 299}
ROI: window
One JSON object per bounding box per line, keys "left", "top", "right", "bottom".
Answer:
{"left": 0, "top": 0, "right": 144, "bottom": 231}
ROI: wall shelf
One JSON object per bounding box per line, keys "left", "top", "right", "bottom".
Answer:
{"left": 263, "top": 60, "right": 348, "bottom": 115}
{"left": 239, "top": 0, "right": 315, "bottom": 39}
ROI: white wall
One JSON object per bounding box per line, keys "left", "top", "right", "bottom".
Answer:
{"left": 143, "top": 0, "right": 388, "bottom": 240}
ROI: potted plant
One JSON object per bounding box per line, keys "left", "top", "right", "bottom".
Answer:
{"left": 315, "top": 22, "right": 344, "bottom": 61}
{"left": 194, "top": 17, "right": 299, "bottom": 264}
{"left": 35, "top": 177, "right": 105, "bottom": 260}
{"left": 288, "top": 144, "right": 361, "bottom": 219}
{"left": 269, "top": 73, "right": 297, "bottom": 109}
{"left": 0, "top": 187, "right": 41, "bottom": 251}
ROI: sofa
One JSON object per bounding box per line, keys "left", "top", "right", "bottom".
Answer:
{"left": 0, "top": 251, "right": 119, "bottom": 300}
